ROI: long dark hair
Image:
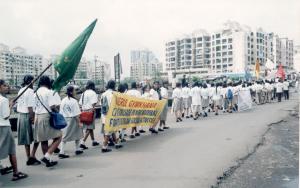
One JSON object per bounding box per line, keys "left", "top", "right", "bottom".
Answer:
{"left": 38, "top": 75, "right": 51, "bottom": 89}
{"left": 86, "top": 80, "right": 96, "bottom": 91}
{"left": 21, "top": 75, "right": 34, "bottom": 87}
{"left": 66, "top": 85, "right": 75, "bottom": 99}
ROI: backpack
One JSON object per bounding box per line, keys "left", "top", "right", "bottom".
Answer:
{"left": 227, "top": 89, "right": 233, "bottom": 100}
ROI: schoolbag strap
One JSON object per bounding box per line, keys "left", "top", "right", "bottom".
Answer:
{"left": 36, "top": 89, "right": 51, "bottom": 114}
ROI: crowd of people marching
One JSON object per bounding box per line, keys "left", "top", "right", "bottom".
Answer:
{"left": 0, "top": 74, "right": 295, "bottom": 181}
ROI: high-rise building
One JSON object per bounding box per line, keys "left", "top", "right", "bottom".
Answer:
{"left": 165, "top": 21, "right": 294, "bottom": 80}
{"left": 130, "top": 49, "right": 163, "bottom": 81}
{"left": 89, "top": 56, "right": 111, "bottom": 87}
{"left": 74, "top": 57, "right": 90, "bottom": 80}
{"left": 0, "top": 43, "right": 43, "bottom": 86}
{"left": 293, "top": 45, "right": 300, "bottom": 72}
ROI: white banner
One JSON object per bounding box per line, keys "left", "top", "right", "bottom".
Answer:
{"left": 238, "top": 90, "right": 252, "bottom": 112}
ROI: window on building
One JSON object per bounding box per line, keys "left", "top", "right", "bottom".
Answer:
{"left": 216, "top": 40, "right": 221, "bottom": 45}
{"left": 216, "top": 34, "right": 221, "bottom": 38}
{"left": 222, "top": 39, "right": 227, "bottom": 43}
{"left": 197, "top": 37, "right": 202, "bottom": 42}
{"left": 216, "top": 46, "right": 221, "bottom": 51}
{"left": 228, "top": 38, "right": 232, "bottom": 43}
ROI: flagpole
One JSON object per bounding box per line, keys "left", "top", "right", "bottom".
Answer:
{"left": 13, "top": 63, "right": 53, "bottom": 103}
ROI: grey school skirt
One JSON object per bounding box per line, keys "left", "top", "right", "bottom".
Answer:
{"left": 201, "top": 98, "right": 209, "bottom": 108}
{"left": 173, "top": 98, "right": 182, "bottom": 112}
{"left": 160, "top": 103, "right": 168, "bottom": 121}
{"left": 0, "top": 126, "right": 16, "bottom": 160}
{"left": 63, "top": 117, "right": 83, "bottom": 142}
{"left": 82, "top": 111, "right": 96, "bottom": 130}
{"left": 34, "top": 113, "right": 62, "bottom": 142}
{"left": 17, "top": 113, "right": 34, "bottom": 145}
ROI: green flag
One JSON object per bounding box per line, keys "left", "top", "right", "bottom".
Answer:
{"left": 52, "top": 19, "right": 97, "bottom": 92}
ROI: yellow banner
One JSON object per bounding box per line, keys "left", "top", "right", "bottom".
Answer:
{"left": 104, "top": 92, "right": 167, "bottom": 132}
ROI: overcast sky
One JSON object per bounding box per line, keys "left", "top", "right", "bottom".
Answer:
{"left": 1, "top": 0, "right": 299, "bottom": 77}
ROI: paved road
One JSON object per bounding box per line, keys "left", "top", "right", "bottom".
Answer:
{"left": 0, "top": 93, "right": 298, "bottom": 188}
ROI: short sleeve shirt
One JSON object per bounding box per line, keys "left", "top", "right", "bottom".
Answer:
{"left": 79, "top": 89, "right": 98, "bottom": 110}
{"left": 60, "top": 97, "right": 81, "bottom": 118}
{"left": 17, "top": 86, "right": 35, "bottom": 113}
{"left": 34, "top": 87, "right": 56, "bottom": 114}
{"left": 0, "top": 95, "right": 10, "bottom": 126}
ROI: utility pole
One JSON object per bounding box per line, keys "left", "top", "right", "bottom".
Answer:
{"left": 94, "top": 55, "right": 98, "bottom": 83}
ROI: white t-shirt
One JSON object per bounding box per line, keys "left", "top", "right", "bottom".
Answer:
{"left": 220, "top": 87, "right": 227, "bottom": 98}
{"left": 142, "top": 92, "right": 151, "bottom": 99}
{"left": 79, "top": 89, "right": 98, "bottom": 110}
{"left": 212, "top": 87, "right": 222, "bottom": 100}
{"left": 181, "top": 87, "right": 190, "bottom": 99}
{"left": 100, "top": 89, "right": 113, "bottom": 124}
{"left": 200, "top": 88, "right": 209, "bottom": 99}
{"left": 160, "top": 87, "right": 168, "bottom": 99}
{"left": 34, "top": 87, "right": 56, "bottom": 114}
{"left": 190, "top": 87, "right": 201, "bottom": 105}
{"left": 60, "top": 97, "right": 81, "bottom": 118}
{"left": 0, "top": 95, "right": 10, "bottom": 127}
{"left": 126, "top": 89, "right": 141, "bottom": 98}
{"left": 276, "top": 82, "right": 284, "bottom": 93}
{"left": 149, "top": 89, "right": 159, "bottom": 100}
{"left": 283, "top": 81, "right": 289, "bottom": 90}
{"left": 172, "top": 88, "right": 182, "bottom": 99}
{"left": 17, "top": 86, "right": 35, "bottom": 113}
{"left": 50, "top": 90, "right": 62, "bottom": 106}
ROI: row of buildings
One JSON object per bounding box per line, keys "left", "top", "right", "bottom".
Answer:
{"left": 0, "top": 43, "right": 111, "bottom": 87}
{"left": 165, "top": 21, "right": 295, "bottom": 81}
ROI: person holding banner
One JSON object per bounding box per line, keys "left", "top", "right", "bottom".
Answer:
{"left": 79, "top": 81, "right": 100, "bottom": 150}
{"left": 126, "top": 82, "right": 143, "bottom": 138}
{"left": 58, "top": 86, "right": 84, "bottom": 158}
{"left": 159, "top": 81, "right": 169, "bottom": 130}
{"left": 101, "top": 80, "right": 123, "bottom": 153}
{"left": 149, "top": 81, "right": 161, "bottom": 133}
{"left": 17, "top": 75, "right": 41, "bottom": 166}
{"left": 34, "top": 76, "right": 62, "bottom": 167}
{"left": 172, "top": 83, "right": 183, "bottom": 122}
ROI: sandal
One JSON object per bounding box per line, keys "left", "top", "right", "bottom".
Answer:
{"left": 11, "top": 172, "right": 28, "bottom": 181}
{"left": 0, "top": 166, "right": 13, "bottom": 175}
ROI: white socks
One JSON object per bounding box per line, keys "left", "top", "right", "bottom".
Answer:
{"left": 45, "top": 152, "right": 52, "bottom": 160}
{"left": 75, "top": 140, "right": 80, "bottom": 151}
{"left": 59, "top": 142, "right": 66, "bottom": 154}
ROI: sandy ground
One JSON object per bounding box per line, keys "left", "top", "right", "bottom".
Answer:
{"left": 0, "top": 92, "right": 299, "bottom": 188}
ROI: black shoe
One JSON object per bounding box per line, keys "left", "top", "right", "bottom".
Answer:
{"left": 26, "top": 157, "right": 41, "bottom": 166}
{"left": 135, "top": 132, "right": 140, "bottom": 137}
{"left": 186, "top": 116, "right": 190, "bottom": 118}
{"left": 215, "top": 113, "right": 218, "bottom": 116}
{"left": 41, "top": 157, "right": 57, "bottom": 167}
{"left": 75, "top": 150, "right": 84, "bottom": 155}
{"left": 139, "top": 130, "right": 146, "bottom": 133}
{"left": 182, "top": 113, "right": 184, "bottom": 118}
{"left": 121, "top": 138, "right": 127, "bottom": 143}
{"left": 101, "top": 148, "right": 112, "bottom": 153}
{"left": 80, "top": 144, "right": 89, "bottom": 150}
{"left": 208, "top": 109, "right": 211, "bottom": 112}
{"left": 124, "top": 134, "right": 128, "bottom": 137}
{"left": 179, "top": 118, "right": 183, "bottom": 122}
{"left": 129, "top": 135, "right": 135, "bottom": 139}
{"left": 190, "top": 114, "right": 193, "bottom": 118}
{"left": 0, "top": 166, "right": 13, "bottom": 175}
{"left": 158, "top": 128, "right": 164, "bottom": 132}
{"left": 58, "top": 154, "right": 70, "bottom": 159}
{"left": 149, "top": 128, "right": 158, "bottom": 134}
{"left": 92, "top": 142, "right": 100, "bottom": 146}
{"left": 176, "top": 119, "right": 179, "bottom": 122}
{"left": 108, "top": 142, "right": 115, "bottom": 147}
{"left": 115, "top": 145, "right": 123, "bottom": 149}
{"left": 53, "top": 148, "right": 60, "bottom": 154}
{"left": 163, "top": 126, "right": 169, "bottom": 129}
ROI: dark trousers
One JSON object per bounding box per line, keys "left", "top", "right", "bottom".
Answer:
{"left": 277, "top": 92, "right": 282, "bottom": 102}
{"left": 284, "top": 90, "right": 289, "bottom": 100}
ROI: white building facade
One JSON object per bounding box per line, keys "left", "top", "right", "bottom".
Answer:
{"left": 130, "top": 49, "right": 163, "bottom": 81}
{"left": 165, "top": 21, "right": 294, "bottom": 81}
{"left": 0, "top": 43, "right": 43, "bottom": 86}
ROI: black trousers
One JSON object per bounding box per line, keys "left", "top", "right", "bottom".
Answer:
{"left": 277, "top": 92, "right": 282, "bottom": 102}
{"left": 284, "top": 90, "right": 289, "bottom": 100}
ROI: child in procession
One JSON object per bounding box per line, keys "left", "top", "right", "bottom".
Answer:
{"left": 58, "top": 86, "right": 84, "bottom": 158}
{"left": 159, "top": 81, "right": 169, "bottom": 131}
{"left": 17, "top": 75, "right": 40, "bottom": 165}
{"left": 172, "top": 83, "right": 183, "bottom": 122}
{"left": 0, "top": 79, "right": 28, "bottom": 181}
{"left": 79, "top": 81, "right": 100, "bottom": 149}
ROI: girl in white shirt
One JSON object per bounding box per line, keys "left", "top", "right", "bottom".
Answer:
{"left": 190, "top": 82, "right": 201, "bottom": 120}
{"left": 34, "top": 75, "right": 62, "bottom": 167}
{"left": 79, "top": 81, "right": 99, "bottom": 149}
{"left": 172, "top": 83, "right": 183, "bottom": 122}
{"left": 200, "top": 83, "right": 209, "bottom": 117}
{"left": 212, "top": 83, "right": 222, "bottom": 115}
{"left": 59, "top": 86, "right": 83, "bottom": 158}
{"left": 0, "top": 79, "right": 28, "bottom": 181}
{"left": 17, "top": 75, "right": 40, "bottom": 165}
{"left": 181, "top": 83, "right": 191, "bottom": 118}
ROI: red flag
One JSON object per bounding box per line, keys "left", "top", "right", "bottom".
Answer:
{"left": 276, "top": 64, "right": 285, "bottom": 80}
